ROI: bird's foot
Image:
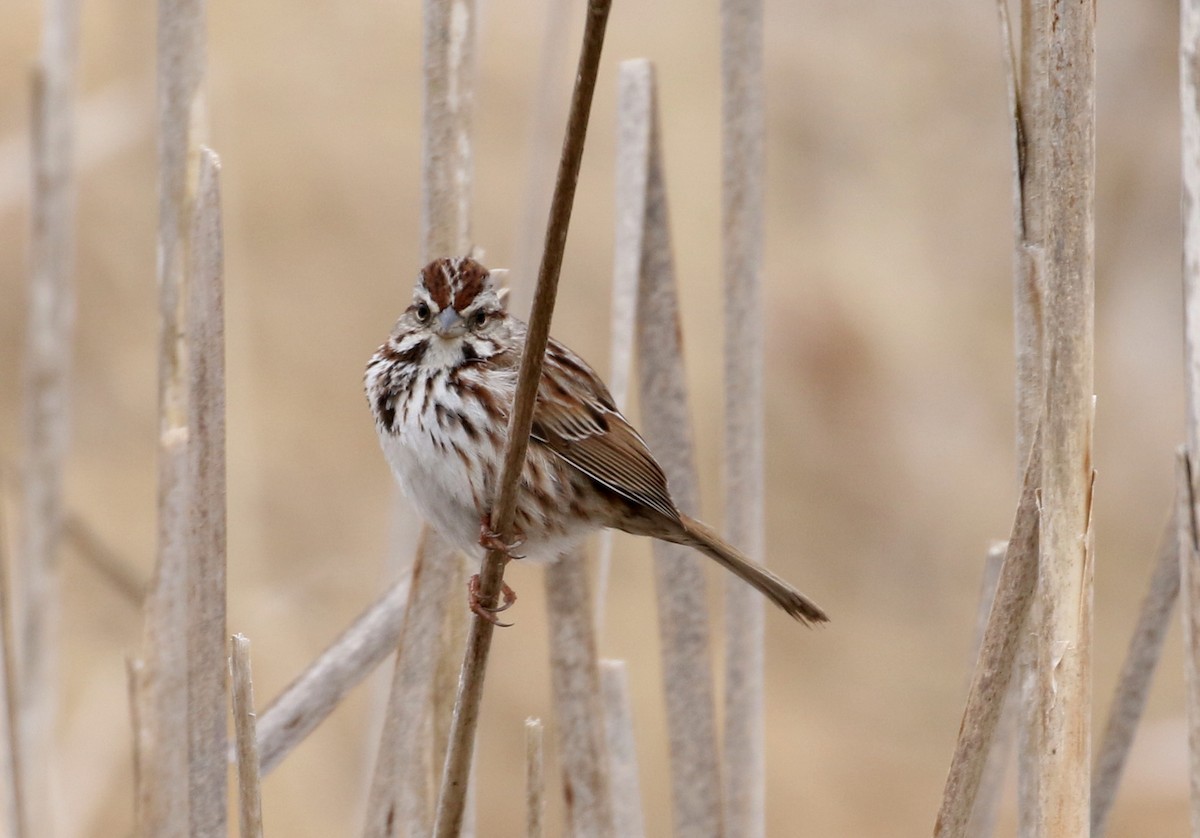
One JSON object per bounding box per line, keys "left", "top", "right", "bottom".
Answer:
{"left": 478, "top": 517, "right": 526, "bottom": 560}
{"left": 468, "top": 573, "right": 518, "bottom": 627}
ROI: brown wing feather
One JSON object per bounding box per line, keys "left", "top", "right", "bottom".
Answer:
{"left": 531, "top": 339, "right": 681, "bottom": 523}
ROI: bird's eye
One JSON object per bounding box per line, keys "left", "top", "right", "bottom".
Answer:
{"left": 471, "top": 310, "right": 488, "bottom": 328}
{"left": 415, "top": 302, "right": 431, "bottom": 323}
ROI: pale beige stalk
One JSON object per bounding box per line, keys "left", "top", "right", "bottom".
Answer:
{"left": 525, "top": 718, "right": 544, "bottom": 838}
{"left": 965, "top": 542, "right": 1012, "bottom": 838}
{"left": 719, "top": 0, "right": 767, "bottom": 832}
{"left": 20, "top": 2, "right": 80, "bottom": 831}
{"left": 994, "top": 0, "right": 1051, "bottom": 831}
{"left": 0, "top": 479, "right": 26, "bottom": 838}
{"left": 544, "top": 551, "right": 614, "bottom": 837}
{"left": 1183, "top": 0, "right": 1200, "bottom": 829}
{"left": 600, "top": 660, "right": 646, "bottom": 838}
{"left": 1091, "top": 505, "right": 1181, "bottom": 836}
{"left": 1033, "top": 0, "right": 1096, "bottom": 833}
{"left": 138, "top": 0, "right": 208, "bottom": 832}
{"left": 230, "top": 635, "right": 264, "bottom": 838}
{"left": 363, "top": 532, "right": 459, "bottom": 838}
{"left": 185, "top": 146, "right": 227, "bottom": 838}
{"left": 622, "top": 58, "right": 723, "bottom": 836}
{"left": 508, "top": 0, "right": 578, "bottom": 315}
{"left": 935, "top": 433, "right": 1041, "bottom": 838}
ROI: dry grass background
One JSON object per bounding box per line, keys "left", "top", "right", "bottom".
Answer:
{"left": 0, "top": 0, "right": 1188, "bottom": 835}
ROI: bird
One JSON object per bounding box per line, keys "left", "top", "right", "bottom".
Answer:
{"left": 364, "top": 256, "right": 827, "bottom": 627}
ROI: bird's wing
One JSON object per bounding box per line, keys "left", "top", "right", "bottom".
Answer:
{"left": 530, "top": 339, "right": 680, "bottom": 522}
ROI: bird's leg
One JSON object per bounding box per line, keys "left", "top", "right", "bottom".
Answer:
{"left": 468, "top": 573, "right": 518, "bottom": 627}
{"left": 478, "top": 515, "right": 526, "bottom": 560}
{"left": 469, "top": 515, "right": 523, "bottom": 625}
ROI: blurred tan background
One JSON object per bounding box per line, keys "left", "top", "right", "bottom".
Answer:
{"left": 0, "top": 0, "right": 1189, "bottom": 835}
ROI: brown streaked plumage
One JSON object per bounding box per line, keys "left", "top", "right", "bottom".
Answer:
{"left": 364, "top": 256, "right": 828, "bottom": 626}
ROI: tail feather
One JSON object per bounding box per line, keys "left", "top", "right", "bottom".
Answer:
{"left": 678, "top": 515, "right": 828, "bottom": 626}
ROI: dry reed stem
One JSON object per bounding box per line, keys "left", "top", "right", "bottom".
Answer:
{"left": 620, "top": 58, "right": 724, "bottom": 835}
{"left": 364, "top": 0, "right": 480, "bottom": 829}
{"left": 525, "top": 718, "right": 544, "bottom": 838}
{"left": 230, "top": 636, "right": 264, "bottom": 838}
{"left": 420, "top": 0, "right": 476, "bottom": 259}
{"left": 254, "top": 575, "right": 411, "bottom": 774}
{"left": 510, "top": 0, "right": 578, "bottom": 314}
{"left": 20, "top": 2, "right": 80, "bottom": 830}
{"left": 185, "top": 146, "right": 227, "bottom": 838}
{"left": 544, "top": 551, "right": 614, "bottom": 836}
{"left": 965, "top": 542, "right": 1012, "bottom": 838}
{"left": 432, "top": 558, "right": 471, "bottom": 820}
{"left": 1033, "top": 0, "right": 1096, "bottom": 832}
{"left": 934, "top": 431, "right": 1041, "bottom": 838}
{"left": 432, "top": 3, "right": 612, "bottom": 833}
{"left": 138, "top": 428, "right": 190, "bottom": 838}
{"left": 0, "top": 480, "right": 26, "bottom": 838}
{"left": 719, "top": 0, "right": 768, "bottom": 832}
{"left": 1184, "top": 1, "right": 1200, "bottom": 830}
{"left": 1003, "top": 0, "right": 1052, "bottom": 830}
{"left": 1182, "top": 452, "right": 1200, "bottom": 838}
{"left": 364, "top": 532, "right": 458, "bottom": 838}
{"left": 1090, "top": 504, "right": 1181, "bottom": 836}
{"left": 593, "top": 58, "right": 651, "bottom": 632}
{"left": 126, "top": 658, "right": 147, "bottom": 837}
{"left": 140, "top": 1, "right": 208, "bottom": 832}
{"left": 1185, "top": 0, "right": 1200, "bottom": 467}
{"left": 600, "top": 660, "right": 645, "bottom": 838}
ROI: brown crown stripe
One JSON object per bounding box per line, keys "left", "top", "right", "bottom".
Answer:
{"left": 453, "top": 258, "right": 491, "bottom": 311}
{"left": 420, "top": 258, "right": 454, "bottom": 308}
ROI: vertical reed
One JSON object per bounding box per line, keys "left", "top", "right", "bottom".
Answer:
{"left": 719, "top": 0, "right": 767, "bottom": 832}
{"left": 1033, "top": 0, "right": 1096, "bottom": 832}
{"left": 433, "top": 4, "right": 612, "bottom": 834}
{"left": 230, "top": 635, "right": 264, "bottom": 838}
{"left": 19, "top": 0, "right": 80, "bottom": 830}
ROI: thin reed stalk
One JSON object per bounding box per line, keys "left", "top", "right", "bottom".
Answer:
{"left": 184, "top": 147, "right": 227, "bottom": 836}
{"left": 1008, "top": 0, "right": 1047, "bottom": 829}
{"left": 419, "top": 0, "right": 476, "bottom": 259}
{"left": 719, "top": 0, "right": 767, "bottom": 831}
{"left": 1091, "top": 505, "right": 1181, "bottom": 835}
{"left": 230, "top": 635, "right": 264, "bottom": 838}
{"left": 965, "top": 542, "right": 1012, "bottom": 838}
{"left": 432, "top": 3, "right": 612, "bottom": 834}
{"left": 544, "top": 551, "right": 614, "bottom": 836}
{"left": 364, "top": 0, "right": 480, "bottom": 830}
{"left": 20, "top": 1, "right": 81, "bottom": 830}
{"left": 1182, "top": 452, "right": 1200, "bottom": 837}
{"left": 525, "top": 718, "right": 544, "bottom": 838}
{"left": 255, "top": 575, "right": 410, "bottom": 774}
{"left": 995, "top": 0, "right": 1050, "bottom": 830}
{"left": 622, "top": 58, "right": 723, "bottom": 835}
{"left": 934, "top": 430, "right": 1041, "bottom": 838}
{"left": 363, "top": 533, "right": 458, "bottom": 838}
{"left": 509, "top": 0, "right": 578, "bottom": 314}
{"left": 600, "top": 660, "right": 645, "bottom": 838}
{"left": 593, "top": 57, "right": 649, "bottom": 631}
{"left": 137, "top": 0, "right": 209, "bottom": 833}
{"left": 1184, "top": 0, "right": 1200, "bottom": 829}
{"left": 0, "top": 478, "right": 26, "bottom": 838}
{"left": 1033, "top": 0, "right": 1096, "bottom": 832}
{"left": 126, "top": 658, "right": 147, "bottom": 836}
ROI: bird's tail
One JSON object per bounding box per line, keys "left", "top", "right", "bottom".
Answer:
{"left": 677, "top": 514, "right": 828, "bottom": 626}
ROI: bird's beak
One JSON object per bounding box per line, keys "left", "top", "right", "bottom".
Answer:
{"left": 434, "top": 307, "right": 465, "bottom": 338}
